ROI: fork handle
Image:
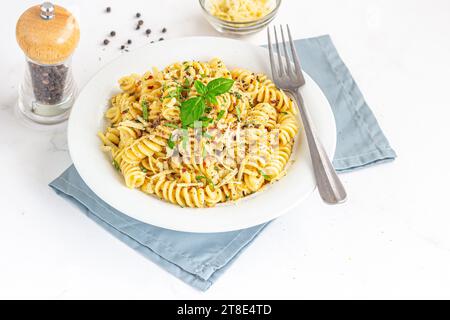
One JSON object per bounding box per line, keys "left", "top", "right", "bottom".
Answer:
{"left": 292, "top": 89, "right": 347, "bottom": 204}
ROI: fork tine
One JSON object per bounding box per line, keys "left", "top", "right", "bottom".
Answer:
{"left": 280, "top": 25, "right": 293, "bottom": 77}
{"left": 286, "top": 24, "right": 302, "bottom": 76}
{"left": 273, "top": 26, "right": 284, "bottom": 76}
{"left": 267, "top": 28, "right": 278, "bottom": 79}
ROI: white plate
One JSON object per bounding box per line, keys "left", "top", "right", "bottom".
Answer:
{"left": 68, "top": 37, "right": 336, "bottom": 233}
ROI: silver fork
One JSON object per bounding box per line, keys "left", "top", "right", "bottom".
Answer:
{"left": 267, "top": 25, "right": 347, "bottom": 204}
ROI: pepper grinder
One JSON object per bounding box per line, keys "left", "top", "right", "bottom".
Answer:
{"left": 16, "top": 2, "right": 80, "bottom": 124}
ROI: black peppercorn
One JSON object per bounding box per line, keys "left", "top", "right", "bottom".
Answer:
{"left": 136, "top": 13, "right": 141, "bottom": 18}
{"left": 120, "top": 45, "right": 125, "bottom": 50}
{"left": 146, "top": 29, "right": 151, "bottom": 35}
{"left": 110, "top": 31, "right": 116, "bottom": 37}
{"left": 103, "top": 39, "right": 110, "bottom": 45}
{"left": 159, "top": 37, "right": 164, "bottom": 41}
{"left": 136, "top": 25, "right": 141, "bottom": 30}
{"left": 106, "top": 7, "right": 111, "bottom": 13}
{"left": 127, "top": 39, "right": 132, "bottom": 45}
{"left": 162, "top": 28, "right": 167, "bottom": 33}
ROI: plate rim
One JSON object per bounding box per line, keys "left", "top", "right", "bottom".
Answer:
{"left": 68, "top": 36, "right": 337, "bottom": 233}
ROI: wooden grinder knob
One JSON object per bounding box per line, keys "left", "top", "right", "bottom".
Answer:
{"left": 16, "top": 2, "right": 80, "bottom": 65}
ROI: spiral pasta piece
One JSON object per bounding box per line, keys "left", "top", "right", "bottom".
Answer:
{"left": 264, "top": 145, "right": 292, "bottom": 180}
{"left": 117, "top": 157, "right": 146, "bottom": 189}
{"left": 277, "top": 113, "right": 299, "bottom": 145}
{"left": 118, "top": 74, "right": 140, "bottom": 94}
{"left": 246, "top": 102, "right": 277, "bottom": 129}
{"left": 256, "top": 86, "right": 296, "bottom": 115}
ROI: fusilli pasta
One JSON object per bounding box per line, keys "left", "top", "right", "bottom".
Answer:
{"left": 98, "top": 58, "right": 300, "bottom": 208}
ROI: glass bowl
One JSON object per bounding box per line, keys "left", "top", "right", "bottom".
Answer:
{"left": 199, "top": 0, "right": 282, "bottom": 35}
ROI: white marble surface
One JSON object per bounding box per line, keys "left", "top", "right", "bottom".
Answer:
{"left": 1, "top": 0, "right": 450, "bottom": 299}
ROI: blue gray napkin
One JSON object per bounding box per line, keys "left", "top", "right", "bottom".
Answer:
{"left": 49, "top": 35, "right": 396, "bottom": 291}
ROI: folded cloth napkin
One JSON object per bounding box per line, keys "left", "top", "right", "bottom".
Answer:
{"left": 50, "top": 35, "right": 396, "bottom": 291}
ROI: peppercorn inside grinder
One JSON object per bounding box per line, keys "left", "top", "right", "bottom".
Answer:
{"left": 16, "top": 2, "right": 80, "bottom": 124}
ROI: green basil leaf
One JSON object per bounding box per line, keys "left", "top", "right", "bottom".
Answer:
{"left": 204, "top": 93, "right": 218, "bottom": 105}
{"left": 201, "top": 117, "right": 213, "bottom": 127}
{"left": 188, "top": 118, "right": 212, "bottom": 128}
{"left": 194, "top": 80, "right": 208, "bottom": 95}
{"left": 199, "top": 116, "right": 213, "bottom": 122}
{"left": 180, "top": 96, "right": 206, "bottom": 127}
{"left": 206, "top": 78, "right": 235, "bottom": 96}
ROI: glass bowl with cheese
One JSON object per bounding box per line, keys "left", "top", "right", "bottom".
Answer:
{"left": 199, "top": 0, "right": 282, "bottom": 35}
